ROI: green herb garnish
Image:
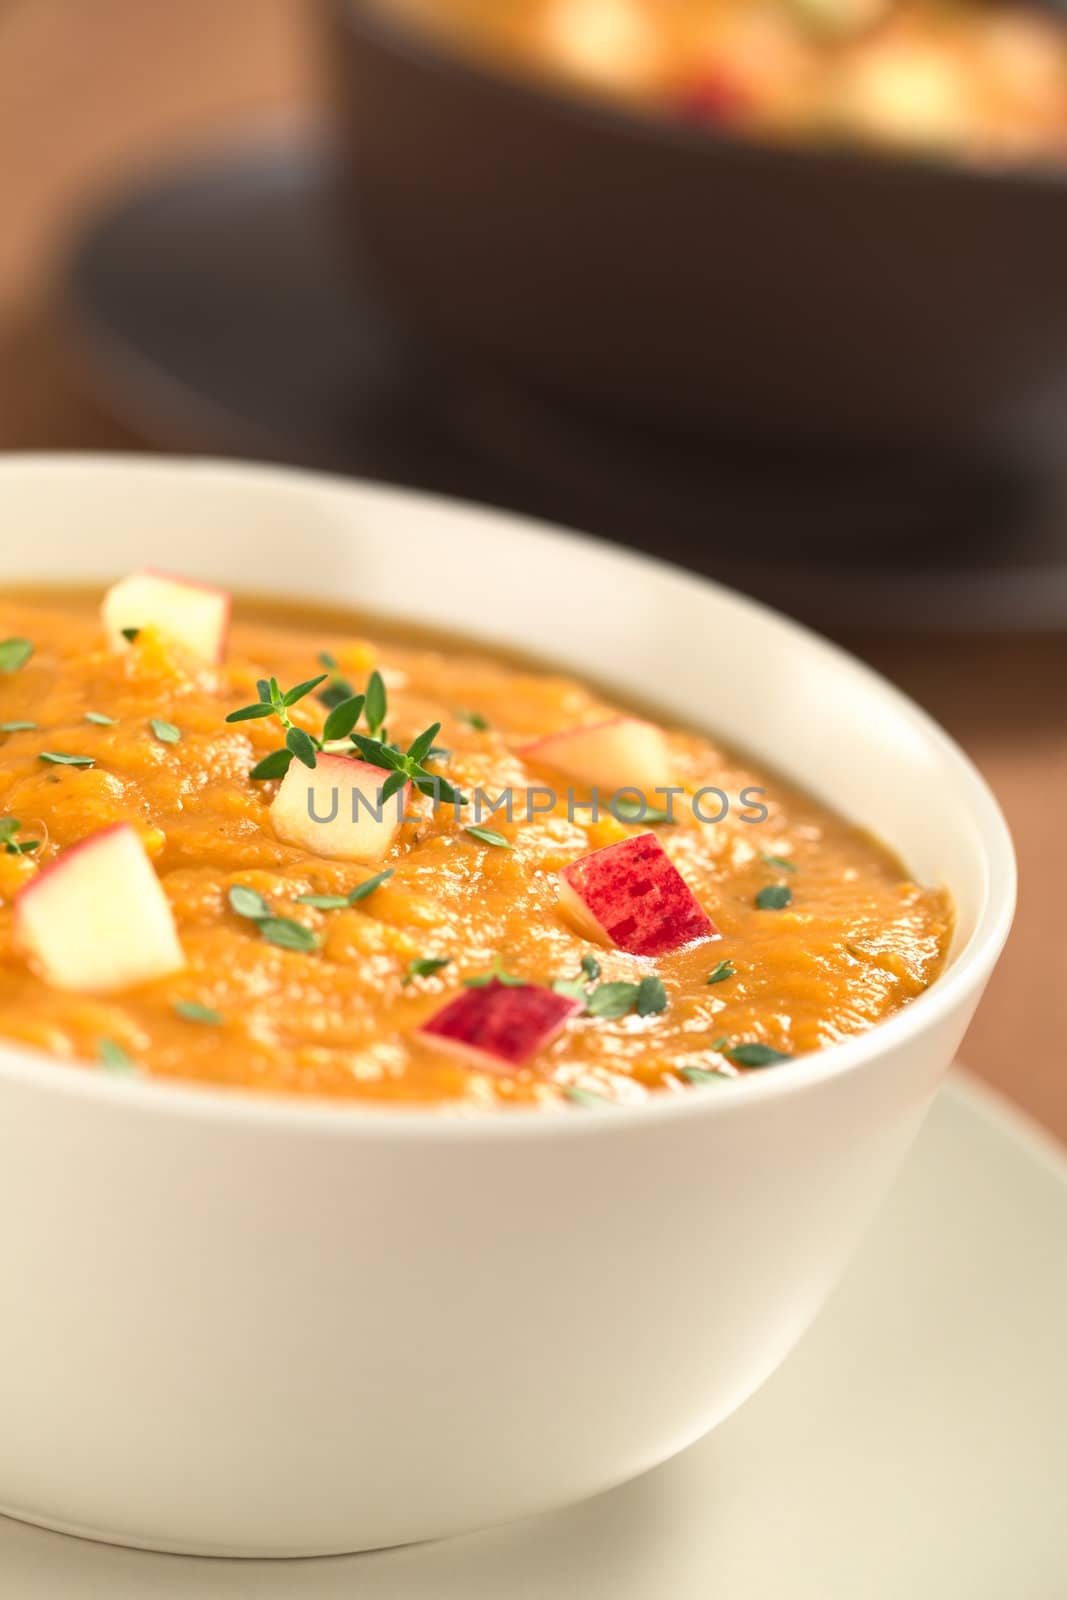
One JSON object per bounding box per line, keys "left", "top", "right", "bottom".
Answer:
{"left": 258, "top": 917, "right": 319, "bottom": 953}
{"left": 224, "top": 702, "right": 276, "bottom": 723}
{"left": 725, "top": 1043, "right": 793, "bottom": 1069}
{"left": 0, "top": 638, "right": 33, "bottom": 673}
{"left": 586, "top": 981, "right": 653, "bottom": 1020}
{"left": 349, "top": 728, "right": 467, "bottom": 807}
{"left": 317, "top": 651, "right": 357, "bottom": 711}
{"left": 635, "top": 975, "right": 669, "bottom": 1016}
{"left": 227, "top": 884, "right": 272, "bottom": 921}
{"left": 552, "top": 977, "right": 591, "bottom": 1003}
{"left": 120, "top": 627, "right": 140, "bottom": 643}
{"left": 706, "top": 959, "right": 735, "bottom": 985}
{"left": 348, "top": 867, "right": 394, "bottom": 903}
{"left": 762, "top": 853, "right": 796, "bottom": 873}
{"left": 297, "top": 867, "right": 394, "bottom": 911}
{"left": 610, "top": 798, "right": 672, "bottom": 825}
{"left": 226, "top": 884, "right": 318, "bottom": 950}
{"left": 173, "top": 1000, "right": 224, "bottom": 1025}
{"left": 248, "top": 749, "right": 293, "bottom": 781}
{"left": 551, "top": 957, "right": 597, "bottom": 1004}
{"left": 39, "top": 751, "right": 94, "bottom": 767}
{"left": 285, "top": 726, "right": 318, "bottom": 770}
{"left": 464, "top": 959, "right": 527, "bottom": 988}
{"left": 322, "top": 693, "right": 366, "bottom": 743}
{"left": 681, "top": 1065, "right": 731, "bottom": 1086}
{"left": 455, "top": 708, "right": 489, "bottom": 732}
{"left": 98, "top": 1038, "right": 135, "bottom": 1072}
{"left": 0, "top": 817, "right": 39, "bottom": 856}
{"left": 364, "top": 670, "right": 387, "bottom": 739}
{"left": 230, "top": 667, "right": 461, "bottom": 805}
{"left": 150, "top": 718, "right": 181, "bottom": 745}
{"left": 464, "top": 826, "right": 511, "bottom": 849}
{"left": 85, "top": 711, "right": 118, "bottom": 726}
{"left": 283, "top": 674, "right": 331, "bottom": 707}
{"left": 402, "top": 956, "right": 452, "bottom": 986}
{"left": 227, "top": 672, "right": 327, "bottom": 781}
{"left": 755, "top": 884, "right": 792, "bottom": 911}
{"left": 551, "top": 958, "right": 666, "bottom": 1019}
{"left": 562, "top": 1085, "right": 611, "bottom": 1108}
{"left": 0, "top": 720, "right": 36, "bottom": 732}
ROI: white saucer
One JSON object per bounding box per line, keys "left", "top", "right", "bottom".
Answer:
{"left": 4, "top": 1072, "right": 1065, "bottom": 1599}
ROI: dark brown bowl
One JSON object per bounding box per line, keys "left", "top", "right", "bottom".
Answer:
{"left": 324, "top": 0, "right": 1067, "bottom": 461}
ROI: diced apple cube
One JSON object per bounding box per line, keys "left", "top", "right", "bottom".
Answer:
{"left": 15, "top": 823, "right": 185, "bottom": 993}
{"left": 519, "top": 716, "right": 673, "bottom": 797}
{"left": 558, "top": 831, "right": 717, "bottom": 957}
{"left": 102, "top": 570, "right": 231, "bottom": 663}
{"left": 417, "top": 978, "right": 583, "bottom": 1075}
{"left": 271, "top": 752, "right": 409, "bottom": 863}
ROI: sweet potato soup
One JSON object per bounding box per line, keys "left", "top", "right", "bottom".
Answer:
{"left": 0, "top": 580, "right": 952, "bottom": 1109}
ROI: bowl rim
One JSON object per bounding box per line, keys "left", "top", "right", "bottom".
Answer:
{"left": 331, "top": 0, "right": 1067, "bottom": 196}
{"left": 0, "top": 451, "right": 1016, "bottom": 1142}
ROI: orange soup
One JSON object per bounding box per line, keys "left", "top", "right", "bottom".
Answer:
{"left": 378, "top": 0, "right": 1067, "bottom": 164}
{"left": 0, "top": 582, "right": 952, "bottom": 1109}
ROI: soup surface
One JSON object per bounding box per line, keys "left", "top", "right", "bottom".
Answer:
{"left": 0, "top": 587, "right": 952, "bottom": 1109}
{"left": 377, "top": 0, "right": 1067, "bottom": 163}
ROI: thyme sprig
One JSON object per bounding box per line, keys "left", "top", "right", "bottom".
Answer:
{"left": 226, "top": 883, "right": 320, "bottom": 953}
{"left": 227, "top": 673, "right": 330, "bottom": 776}
{"left": 0, "top": 638, "right": 33, "bottom": 673}
{"left": 174, "top": 1000, "right": 224, "bottom": 1025}
{"left": 562, "top": 1085, "right": 612, "bottom": 1108}
{"left": 317, "top": 650, "right": 357, "bottom": 711}
{"left": 681, "top": 1065, "right": 731, "bottom": 1085}
{"left": 347, "top": 727, "right": 468, "bottom": 806}
{"left": 755, "top": 884, "right": 792, "bottom": 911}
{"left": 296, "top": 867, "right": 394, "bottom": 910}
{"left": 552, "top": 956, "right": 667, "bottom": 1019}
{"left": 726, "top": 1042, "right": 793, "bottom": 1068}
{"left": 402, "top": 956, "right": 452, "bottom": 986}
{"left": 228, "top": 667, "right": 465, "bottom": 804}
{"left": 98, "top": 1038, "right": 136, "bottom": 1073}
{"left": 463, "top": 958, "right": 527, "bottom": 988}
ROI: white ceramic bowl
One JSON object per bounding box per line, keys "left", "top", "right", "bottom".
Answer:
{"left": 0, "top": 456, "right": 1014, "bottom": 1557}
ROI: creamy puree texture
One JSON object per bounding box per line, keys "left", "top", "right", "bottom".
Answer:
{"left": 0, "top": 589, "right": 952, "bottom": 1108}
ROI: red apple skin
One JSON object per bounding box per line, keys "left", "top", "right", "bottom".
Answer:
{"left": 418, "top": 980, "right": 583, "bottom": 1074}
{"left": 559, "top": 833, "right": 717, "bottom": 957}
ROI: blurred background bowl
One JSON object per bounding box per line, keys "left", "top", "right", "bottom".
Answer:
{"left": 325, "top": 0, "right": 1067, "bottom": 464}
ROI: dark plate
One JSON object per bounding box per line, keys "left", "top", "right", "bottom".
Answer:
{"left": 62, "top": 132, "right": 1067, "bottom": 631}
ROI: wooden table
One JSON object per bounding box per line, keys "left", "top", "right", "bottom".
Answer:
{"left": 2, "top": 0, "right": 1064, "bottom": 1143}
